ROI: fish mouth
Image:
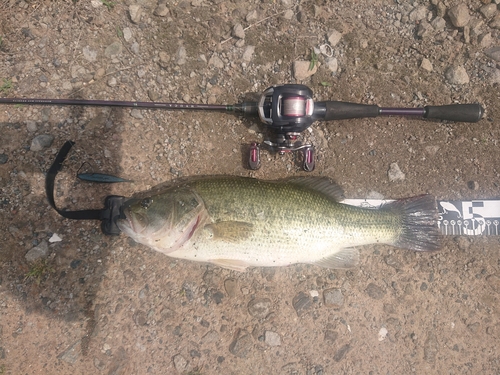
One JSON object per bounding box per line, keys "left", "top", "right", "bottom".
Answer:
{"left": 116, "top": 205, "right": 137, "bottom": 235}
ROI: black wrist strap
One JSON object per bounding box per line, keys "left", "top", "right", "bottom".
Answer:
{"left": 45, "top": 141, "right": 125, "bottom": 235}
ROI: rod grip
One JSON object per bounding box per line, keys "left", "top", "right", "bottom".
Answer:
{"left": 322, "top": 101, "right": 380, "bottom": 120}
{"left": 424, "top": 104, "right": 484, "bottom": 123}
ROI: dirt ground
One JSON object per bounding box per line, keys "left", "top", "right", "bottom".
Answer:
{"left": 1, "top": 0, "right": 500, "bottom": 374}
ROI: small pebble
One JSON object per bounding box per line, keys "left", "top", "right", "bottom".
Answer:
{"left": 378, "top": 327, "right": 388, "bottom": 341}
{"left": 30, "top": 134, "right": 54, "bottom": 151}
{"left": 264, "top": 331, "right": 281, "bottom": 347}
{"left": 229, "top": 330, "right": 253, "bottom": 358}
{"left": 327, "top": 29, "right": 342, "bottom": 46}
{"left": 129, "top": 4, "right": 142, "bottom": 24}
{"left": 293, "top": 60, "right": 317, "bottom": 81}
{"left": 232, "top": 23, "right": 245, "bottom": 39}
{"left": 420, "top": 58, "right": 433, "bottom": 72}
{"left": 323, "top": 288, "right": 344, "bottom": 308}
{"left": 365, "top": 283, "right": 386, "bottom": 300}
{"left": 247, "top": 298, "right": 271, "bottom": 319}
{"left": 292, "top": 291, "right": 312, "bottom": 317}
{"left": 25, "top": 240, "right": 49, "bottom": 263}
{"left": 172, "top": 354, "right": 188, "bottom": 372}
{"left": 448, "top": 4, "right": 470, "bottom": 27}
{"left": 388, "top": 162, "right": 405, "bottom": 182}
{"left": 445, "top": 65, "right": 470, "bottom": 85}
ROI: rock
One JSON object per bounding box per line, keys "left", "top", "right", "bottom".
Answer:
{"left": 133, "top": 310, "right": 148, "bottom": 326}
{"left": 485, "top": 46, "right": 500, "bottom": 62}
{"left": 333, "top": 344, "right": 351, "bottom": 362}
{"left": 468, "top": 180, "right": 479, "bottom": 190}
{"left": 264, "top": 331, "right": 281, "bottom": 346}
{"left": 107, "top": 77, "right": 117, "bottom": 87}
{"left": 229, "top": 330, "right": 253, "bottom": 358}
{"left": 423, "top": 332, "right": 438, "bottom": 363}
{"left": 158, "top": 51, "right": 170, "bottom": 68}
{"left": 131, "top": 42, "right": 140, "bottom": 54}
{"left": 130, "top": 109, "right": 143, "bottom": 119}
{"left": 486, "top": 274, "right": 500, "bottom": 294}
{"left": 0, "top": 154, "right": 7, "bottom": 164}
{"left": 154, "top": 3, "right": 169, "bottom": 17}
{"left": 224, "top": 278, "right": 238, "bottom": 297}
{"left": 409, "top": 5, "right": 428, "bottom": 22}
{"left": 365, "top": 283, "right": 386, "bottom": 300}
{"left": 447, "top": 4, "right": 470, "bottom": 27}
{"left": 324, "top": 330, "right": 338, "bottom": 343}
{"left": 129, "top": 5, "right": 142, "bottom": 24}
{"left": 49, "top": 233, "right": 62, "bottom": 243}
{"left": 292, "top": 291, "right": 312, "bottom": 317}
{"left": 283, "top": 9, "right": 294, "bottom": 20}
{"left": 378, "top": 327, "right": 388, "bottom": 341}
{"left": 25, "top": 240, "right": 49, "bottom": 263}
{"left": 479, "top": 3, "right": 497, "bottom": 19}
{"left": 417, "top": 21, "right": 433, "bottom": 39}
{"left": 325, "top": 57, "right": 338, "bottom": 73}
{"left": 232, "top": 23, "right": 245, "bottom": 39}
{"left": 30, "top": 134, "right": 54, "bottom": 151}
{"left": 323, "top": 288, "right": 344, "bottom": 308}
{"left": 209, "top": 54, "right": 224, "bottom": 69}
{"left": 122, "top": 27, "right": 132, "bottom": 42}
{"left": 83, "top": 46, "right": 97, "bottom": 62}
{"left": 436, "top": 2, "right": 446, "bottom": 18}
{"left": 479, "top": 32, "right": 493, "bottom": 48}
{"left": 431, "top": 16, "right": 446, "bottom": 31}
{"left": 201, "top": 330, "right": 220, "bottom": 345}
{"left": 327, "top": 29, "right": 342, "bottom": 46}
{"left": 246, "top": 10, "right": 258, "bottom": 22}
{"left": 388, "top": 162, "right": 405, "bottom": 182}
{"left": 490, "top": 14, "right": 500, "bottom": 29}
{"left": 57, "top": 340, "right": 81, "bottom": 364}
{"left": 26, "top": 120, "right": 37, "bottom": 132}
{"left": 293, "top": 60, "right": 318, "bottom": 81}
{"left": 104, "top": 41, "right": 122, "bottom": 57}
{"left": 445, "top": 65, "right": 469, "bottom": 85}
{"left": 242, "top": 45, "right": 255, "bottom": 62}
{"left": 172, "top": 354, "right": 188, "bottom": 372}
{"left": 247, "top": 297, "right": 272, "bottom": 319}
{"left": 175, "top": 46, "right": 187, "bottom": 65}
{"left": 384, "top": 255, "right": 403, "bottom": 270}
{"left": 420, "top": 58, "right": 433, "bottom": 72}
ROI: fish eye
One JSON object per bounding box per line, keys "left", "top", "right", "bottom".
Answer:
{"left": 141, "top": 198, "right": 153, "bottom": 209}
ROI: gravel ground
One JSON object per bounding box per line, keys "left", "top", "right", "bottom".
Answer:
{"left": 1, "top": 0, "right": 500, "bottom": 374}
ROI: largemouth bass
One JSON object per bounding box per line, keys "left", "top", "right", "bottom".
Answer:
{"left": 117, "top": 176, "right": 439, "bottom": 271}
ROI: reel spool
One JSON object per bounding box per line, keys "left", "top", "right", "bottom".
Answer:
{"left": 251, "top": 84, "right": 317, "bottom": 172}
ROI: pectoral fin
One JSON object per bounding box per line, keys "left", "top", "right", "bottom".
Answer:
{"left": 313, "top": 247, "right": 360, "bottom": 269}
{"left": 205, "top": 221, "right": 254, "bottom": 243}
{"left": 209, "top": 259, "right": 250, "bottom": 272}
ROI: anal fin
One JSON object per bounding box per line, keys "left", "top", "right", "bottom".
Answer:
{"left": 313, "top": 248, "right": 360, "bottom": 269}
{"left": 209, "top": 259, "right": 250, "bottom": 272}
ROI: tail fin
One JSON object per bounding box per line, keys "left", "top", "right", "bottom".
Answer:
{"left": 382, "top": 195, "right": 440, "bottom": 252}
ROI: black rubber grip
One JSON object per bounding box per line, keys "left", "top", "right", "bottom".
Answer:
{"left": 424, "top": 104, "right": 484, "bottom": 123}
{"left": 323, "top": 101, "right": 380, "bottom": 120}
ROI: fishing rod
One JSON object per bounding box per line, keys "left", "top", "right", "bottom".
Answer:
{"left": 0, "top": 84, "right": 484, "bottom": 171}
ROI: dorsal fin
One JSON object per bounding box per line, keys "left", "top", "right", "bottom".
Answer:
{"left": 286, "top": 177, "right": 344, "bottom": 202}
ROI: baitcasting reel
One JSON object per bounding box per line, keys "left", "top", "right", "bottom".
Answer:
{"left": 241, "top": 84, "right": 484, "bottom": 172}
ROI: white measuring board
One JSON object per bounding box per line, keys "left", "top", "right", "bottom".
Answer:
{"left": 342, "top": 199, "right": 500, "bottom": 236}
